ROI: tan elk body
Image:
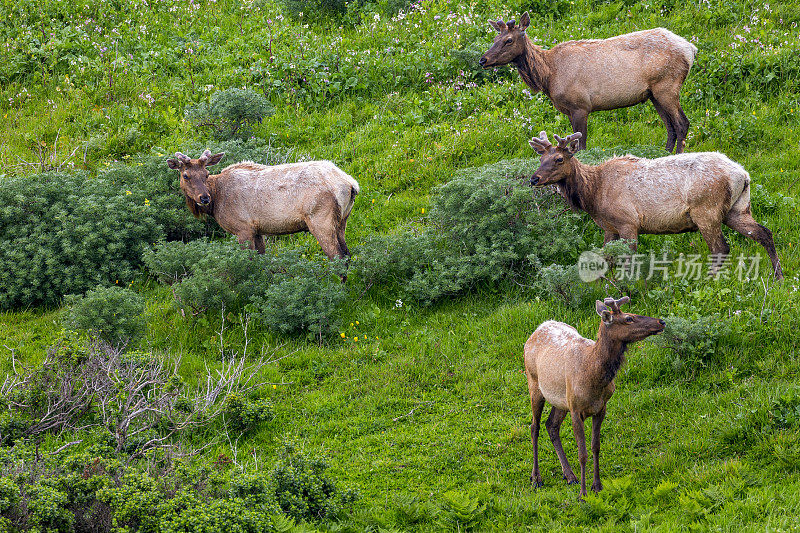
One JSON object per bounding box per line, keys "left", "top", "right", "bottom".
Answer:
{"left": 529, "top": 131, "right": 783, "bottom": 279}
{"left": 480, "top": 13, "right": 697, "bottom": 152}
{"left": 524, "top": 297, "right": 665, "bottom": 497}
{"left": 168, "top": 151, "right": 359, "bottom": 259}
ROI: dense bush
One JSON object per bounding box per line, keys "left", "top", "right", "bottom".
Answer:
{"left": 0, "top": 438, "right": 357, "bottom": 532}
{"left": 65, "top": 285, "right": 146, "bottom": 347}
{"left": 654, "top": 315, "right": 729, "bottom": 379}
{"left": 0, "top": 138, "right": 312, "bottom": 311}
{"left": 145, "top": 240, "right": 348, "bottom": 336}
{"left": 352, "top": 159, "right": 585, "bottom": 305}
{"left": 250, "top": 251, "right": 349, "bottom": 337}
{"left": 223, "top": 394, "right": 275, "bottom": 434}
{"left": 186, "top": 88, "right": 275, "bottom": 140}
{"left": 272, "top": 441, "right": 358, "bottom": 523}
{"left": 0, "top": 171, "right": 164, "bottom": 310}
{"left": 145, "top": 238, "right": 262, "bottom": 315}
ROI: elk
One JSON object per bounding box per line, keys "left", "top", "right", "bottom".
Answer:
{"left": 167, "top": 151, "right": 359, "bottom": 260}
{"left": 529, "top": 131, "right": 783, "bottom": 279}
{"left": 524, "top": 296, "right": 665, "bottom": 497}
{"left": 479, "top": 12, "right": 697, "bottom": 153}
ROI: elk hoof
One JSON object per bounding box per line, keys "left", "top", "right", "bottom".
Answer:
{"left": 591, "top": 482, "right": 603, "bottom": 493}
{"left": 531, "top": 479, "right": 544, "bottom": 489}
{"left": 563, "top": 475, "right": 579, "bottom": 485}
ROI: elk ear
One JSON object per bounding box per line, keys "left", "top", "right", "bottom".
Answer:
{"left": 206, "top": 152, "right": 225, "bottom": 167}
{"left": 167, "top": 158, "right": 180, "bottom": 170}
{"left": 488, "top": 20, "right": 502, "bottom": 32}
{"left": 595, "top": 300, "right": 608, "bottom": 316}
{"left": 519, "top": 12, "right": 530, "bottom": 32}
{"left": 601, "top": 309, "right": 614, "bottom": 325}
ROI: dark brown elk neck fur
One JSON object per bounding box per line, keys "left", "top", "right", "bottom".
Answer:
{"left": 557, "top": 160, "right": 601, "bottom": 215}
{"left": 590, "top": 324, "right": 629, "bottom": 386}
{"left": 513, "top": 37, "right": 552, "bottom": 95}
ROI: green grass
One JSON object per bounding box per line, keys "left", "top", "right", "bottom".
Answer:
{"left": 2, "top": 0, "right": 800, "bottom": 529}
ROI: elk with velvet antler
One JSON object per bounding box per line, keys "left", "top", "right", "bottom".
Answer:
{"left": 167, "top": 150, "right": 359, "bottom": 261}
{"left": 524, "top": 296, "right": 665, "bottom": 497}
{"left": 528, "top": 131, "right": 783, "bottom": 279}
{"left": 480, "top": 13, "right": 697, "bottom": 153}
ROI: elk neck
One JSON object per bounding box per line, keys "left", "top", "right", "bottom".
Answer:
{"left": 513, "top": 37, "right": 551, "bottom": 95}
{"left": 589, "top": 322, "right": 629, "bottom": 386}
{"left": 556, "top": 160, "right": 600, "bottom": 216}
{"left": 202, "top": 173, "right": 221, "bottom": 216}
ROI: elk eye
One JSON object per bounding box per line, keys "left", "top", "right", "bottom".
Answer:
{"left": 505, "top": 38, "right": 513, "bottom": 44}
{"left": 625, "top": 316, "right": 634, "bottom": 323}
{"left": 555, "top": 156, "right": 564, "bottom": 164}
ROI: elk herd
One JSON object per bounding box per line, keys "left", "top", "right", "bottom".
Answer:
{"left": 166, "top": 12, "right": 784, "bottom": 499}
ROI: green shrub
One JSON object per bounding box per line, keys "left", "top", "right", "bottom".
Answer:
{"left": 161, "top": 240, "right": 262, "bottom": 315}
{"left": 250, "top": 252, "right": 349, "bottom": 337}
{"left": 223, "top": 394, "right": 275, "bottom": 434}
{"left": 145, "top": 240, "right": 348, "bottom": 337}
{"left": 0, "top": 171, "right": 164, "bottom": 310}
{"left": 353, "top": 159, "right": 585, "bottom": 306}
{"left": 186, "top": 87, "right": 275, "bottom": 140}
{"left": 27, "top": 484, "right": 75, "bottom": 532}
{"left": 271, "top": 441, "right": 358, "bottom": 523}
{"left": 535, "top": 263, "right": 588, "bottom": 307}
{"left": 654, "top": 315, "right": 729, "bottom": 379}
{"left": 65, "top": 285, "right": 146, "bottom": 347}
{"left": 0, "top": 477, "right": 19, "bottom": 513}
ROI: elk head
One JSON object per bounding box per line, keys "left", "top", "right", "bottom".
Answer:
{"left": 529, "top": 131, "right": 582, "bottom": 186}
{"left": 167, "top": 150, "right": 225, "bottom": 216}
{"left": 479, "top": 12, "right": 531, "bottom": 68}
{"left": 595, "top": 297, "right": 665, "bottom": 342}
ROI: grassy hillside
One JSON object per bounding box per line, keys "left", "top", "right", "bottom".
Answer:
{"left": 2, "top": 0, "right": 800, "bottom": 530}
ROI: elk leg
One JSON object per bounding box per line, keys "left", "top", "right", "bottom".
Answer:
{"left": 603, "top": 230, "right": 620, "bottom": 245}
{"left": 546, "top": 407, "right": 578, "bottom": 484}
{"left": 336, "top": 226, "right": 350, "bottom": 260}
{"left": 697, "top": 223, "right": 729, "bottom": 277}
{"left": 591, "top": 406, "right": 606, "bottom": 493}
{"left": 305, "top": 193, "right": 344, "bottom": 260}
{"left": 724, "top": 211, "right": 783, "bottom": 279}
{"left": 650, "top": 96, "right": 677, "bottom": 153}
{"left": 252, "top": 234, "right": 266, "bottom": 254}
{"left": 568, "top": 110, "right": 589, "bottom": 151}
{"left": 527, "top": 374, "right": 546, "bottom": 488}
{"left": 674, "top": 105, "right": 690, "bottom": 154}
{"left": 236, "top": 233, "right": 260, "bottom": 253}
{"left": 306, "top": 221, "right": 341, "bottom": 260}
{"left": 617, "top": 226, "right": 639, "bottom": 251}
{"left": 570, "top": 411, "right": 588, "bottom": 498}
{"left": 651, "top": 84, "right": 690, "bottom": 153}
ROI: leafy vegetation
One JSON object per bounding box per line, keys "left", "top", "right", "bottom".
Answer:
{"left": 2, "top": 0, "right": 800, "bottom": 529}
